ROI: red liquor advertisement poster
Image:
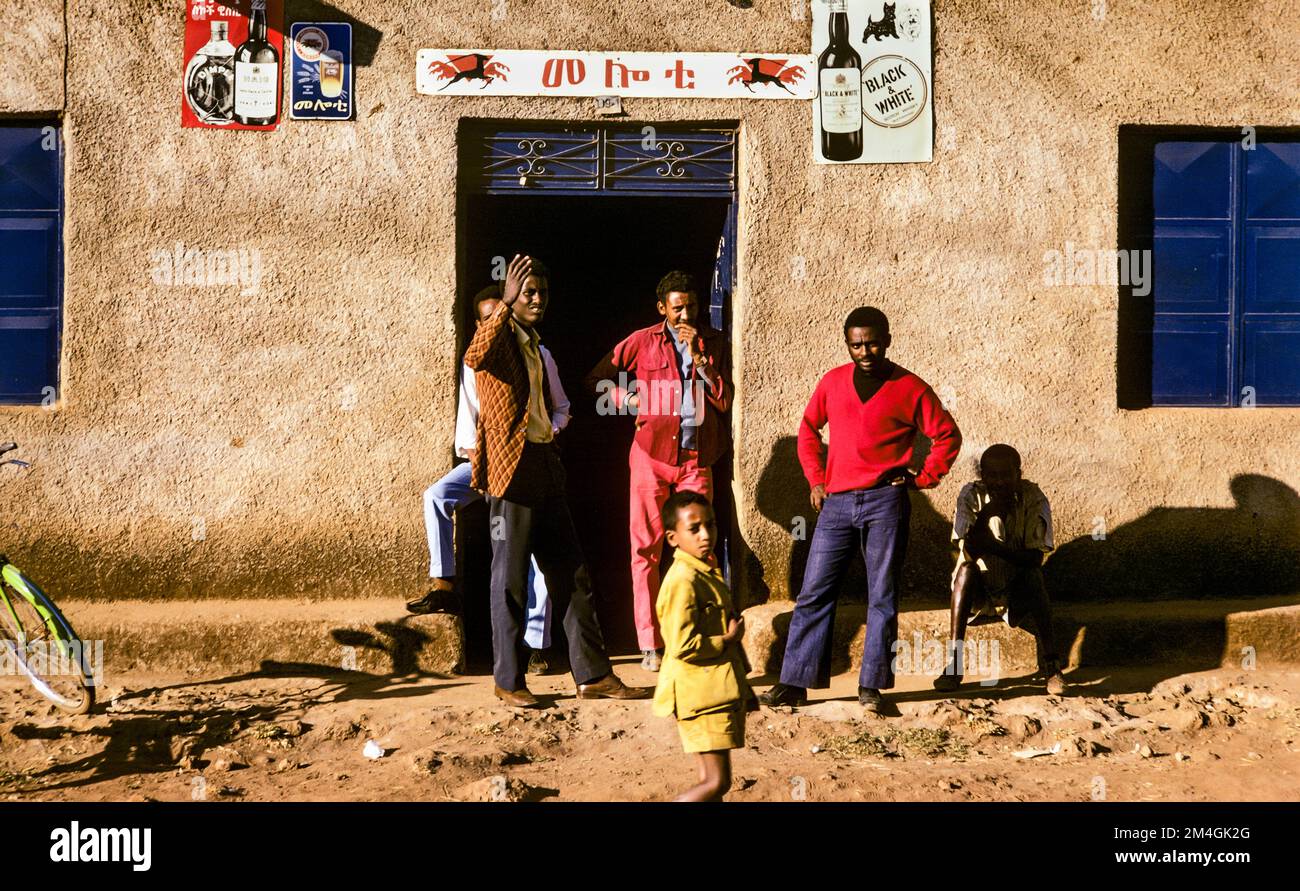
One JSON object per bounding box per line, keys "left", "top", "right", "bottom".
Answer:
{"left": 182, "top": 0, "right": 285, "bottom": 130}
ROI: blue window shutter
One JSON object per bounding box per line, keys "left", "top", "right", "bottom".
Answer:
{"left": 0, "top": 124, "right": 62, "bottom": 405}
{"left": 1241, "top": 143, "right": 1300, "bottom": 404}
{"left": 1152, "top": 141, "right": 1235, "bottom": 405}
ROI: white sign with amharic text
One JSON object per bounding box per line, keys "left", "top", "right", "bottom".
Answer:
{"left": 416, "top": 50, "right": 816, "bottom": 99}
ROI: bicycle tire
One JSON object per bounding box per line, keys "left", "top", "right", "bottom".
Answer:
{"left": 0, "top": 564, "right": 95, "bottom": 715}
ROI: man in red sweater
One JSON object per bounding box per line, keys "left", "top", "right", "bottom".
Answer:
{"left": 760, "top": 306, "right": 961, "bottom": 714}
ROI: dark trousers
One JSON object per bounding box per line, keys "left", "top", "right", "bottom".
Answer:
{"left": 487, "top": 442, "right": 610, "bottom": 691}
{"left": 779, "top": 484, "right": 911, "bottom": 690}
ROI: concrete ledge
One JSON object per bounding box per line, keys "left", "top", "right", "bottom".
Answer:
{"left": 47, "top": 596, "right": 1300, "bottom": 681}
{"left": 60, "top": 600, "right": 464, "bottom": 677}
{"left": 742, "top": 596, "right": 1300, "bottom": 679}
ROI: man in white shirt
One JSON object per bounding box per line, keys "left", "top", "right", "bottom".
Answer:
{"left": 407, "top": 287, "right": 572, "bottom": 671}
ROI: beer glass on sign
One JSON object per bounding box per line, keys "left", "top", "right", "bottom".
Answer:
{"left": 319, "top": 50, "right": 344, "bottom": 98}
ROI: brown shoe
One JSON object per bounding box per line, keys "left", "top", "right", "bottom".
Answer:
{"left": 494, "top": 685, "right": 542, "bottom": 708}
{"left": 576, "top": 673, "right": 652, "bottom": 700}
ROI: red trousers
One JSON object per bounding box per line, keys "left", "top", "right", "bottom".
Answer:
{"left": 628, "top": 440, "right": 713, "bottom": 650}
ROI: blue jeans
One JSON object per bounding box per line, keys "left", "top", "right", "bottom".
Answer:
{"left": 779, "top": 485, "right": 911, "bottom": 690}
{"left": 423, "top": 461, "right": 551, "bottom": 649}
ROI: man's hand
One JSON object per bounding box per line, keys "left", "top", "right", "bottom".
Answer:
{"left": 500, "top": 254, "right": 532, "bottom": 307}
{"left": 888, "top": 469, "right": 917, "bottom": 487}
{"left": 810, "top": 484, "right": 828, "bottom": 512}
{"left": 676, "top": 323, "right": 705, "bottom": 365}
{"left": 965, "top": 507, "right": 998, "bottom": 556}
{"left": 722, "top": 616, "right": 745, "bottom": 645}
{"left": 463, "top": 448, "right": 477, "bottom": 462}
{"left": 964, "top": 524, "right": 991, "bottom": 558}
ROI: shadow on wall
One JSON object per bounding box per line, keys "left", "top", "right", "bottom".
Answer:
{"left": 746, "top": 436, "right": 954, "bottom": 609}
{"left": 1046, "top": 474, "right": 1300, "bottom": 601}
{"left": 284, "top": 1, "right": 383, "bottom": 65}
{"left": 747, "top": 440, "right": 1300, "bottom": 608}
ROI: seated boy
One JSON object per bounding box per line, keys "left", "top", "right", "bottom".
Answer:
{"left": 934, "top": 444, "right": 1067, "bottom": 695}
{"left": 652, "top": 491, "right": 755, "bottom": 801}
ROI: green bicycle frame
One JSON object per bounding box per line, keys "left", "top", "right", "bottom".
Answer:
{"left": 1, "top": 562, "right": 80, "bottom": 662}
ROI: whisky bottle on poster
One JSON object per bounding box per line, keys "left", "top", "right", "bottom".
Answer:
{"left": 818, "top": 0, "right": 863, "bottom": 161}
{"left": 184, "top": 20, "right": 236, "bottom": 125}
{"left": 234, "top": 0, "right": 279, "bottom": 126}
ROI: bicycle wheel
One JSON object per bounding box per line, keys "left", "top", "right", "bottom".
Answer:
{"left": 0, "top": 564, "right": 94, "bottom": 715}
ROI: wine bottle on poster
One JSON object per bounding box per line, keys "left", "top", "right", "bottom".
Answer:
{"left": 234, "top": 0, "right": 280, "bottom": 126}
{"left": 818, "top": 0, "right": 863, "bottom": 162}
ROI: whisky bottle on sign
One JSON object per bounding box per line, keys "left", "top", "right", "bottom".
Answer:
{"left": 818, "top": 0, "right": 863, "bottom": 161}
{"left": 184, "top": 20, "right": 236, "bottom": 125}
{"left": 234, "top": 0, "right": 279, "bottom": 126}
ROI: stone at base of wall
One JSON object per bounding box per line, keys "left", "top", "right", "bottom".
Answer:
{"left": 742, "top": 596, "right": 1300, "bottom": 680}
{"left": 59, "top": 599, "right": 464, "bottom": 679}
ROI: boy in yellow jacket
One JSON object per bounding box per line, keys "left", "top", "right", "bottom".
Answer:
{"left": 653, "top": 490, "right": 755, "bottom": 801}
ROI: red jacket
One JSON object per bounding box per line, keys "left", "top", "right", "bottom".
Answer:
{"left": 585, "top": 322, "right": 732, "bottom": 468}
{"left": 798, "top": 363, "right": 961, "bottom": 493}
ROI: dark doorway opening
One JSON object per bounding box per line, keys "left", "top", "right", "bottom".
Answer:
{"left": 456, "top": 193, "right": 735, "bottom": 666}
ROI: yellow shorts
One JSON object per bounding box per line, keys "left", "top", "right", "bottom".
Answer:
{"left": 676, "top": 703, "right": 746, "bottom": 753}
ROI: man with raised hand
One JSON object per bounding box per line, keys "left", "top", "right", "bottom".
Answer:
{"left": 408, "top": 285, "right": 570, "bottom": 674}
{"left": 465, "top": 254, "right": 650, "bottom": 708}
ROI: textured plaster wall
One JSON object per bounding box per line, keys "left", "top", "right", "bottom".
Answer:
{"left": 0, "top": 1, "right": 1297, "bottom": 607}
{"left": 0, "top": 0, "right": 64, "bottom": 113}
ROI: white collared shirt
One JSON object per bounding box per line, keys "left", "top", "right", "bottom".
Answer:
{"left": 453, "top": 345, "right": 571, "bottom": 457}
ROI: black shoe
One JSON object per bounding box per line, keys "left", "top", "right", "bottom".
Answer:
{"left": 759, "top": 683, "right": 807, "bottom": 708}
{"left": 405, "top": 588, "right": 458, "bottom": 615}
{"left": 527, "top": 649, "right": 550, "bottom": 676}
{"left": 858, "top": 687, "right": 884, "bottom": 714}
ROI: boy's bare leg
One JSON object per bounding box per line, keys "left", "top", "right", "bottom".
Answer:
{"left": 935, "top": 563, "right": 978, "bottom": 690}
{"left": 1019, "top": 568, "right": 1067, "bottom": 694}
{"left": 949, "top": 562, "right": 978, "bottom": 644}
{"left": 675, "top": 752, "right": 732, "bottom": 802}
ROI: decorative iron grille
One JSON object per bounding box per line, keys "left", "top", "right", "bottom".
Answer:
{"left": 462, "top": 123, "right": 737, "bottom": 195}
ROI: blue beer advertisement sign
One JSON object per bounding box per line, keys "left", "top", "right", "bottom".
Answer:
{"left": 289, "top": 22, "right": 352, "bottom": 120}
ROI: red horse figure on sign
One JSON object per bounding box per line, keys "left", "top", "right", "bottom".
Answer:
{"left": 727, "top": 57, "right": 805, "bottom": 93}
{"left": 427, "top": 53, "right": 510, "bottom": 89}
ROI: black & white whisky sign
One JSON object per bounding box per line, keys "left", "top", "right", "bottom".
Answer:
{"left": 812, "top": 0, "right": 932, "bottom": 164}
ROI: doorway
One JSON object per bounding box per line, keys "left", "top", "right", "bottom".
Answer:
{"left": 455, "top": 123, "right": 738, "bottom": 664}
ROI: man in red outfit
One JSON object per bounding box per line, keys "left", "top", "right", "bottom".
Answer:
{"left": 585, "top": 271, "right": 732, "bottom": 672}
{"left": 760, "top": 306, "right": 961, "bottom": 714}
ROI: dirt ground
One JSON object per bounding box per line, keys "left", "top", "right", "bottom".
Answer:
{"left": 1, "top": 662, "right": 1298, "bottom": 802}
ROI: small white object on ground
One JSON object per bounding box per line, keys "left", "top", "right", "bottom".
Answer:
{"left": 363, "top": 740, "right": 386, "bottom": 760}
{"left": 1011, "top": 742, "right": 1062, "bottom": 759}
